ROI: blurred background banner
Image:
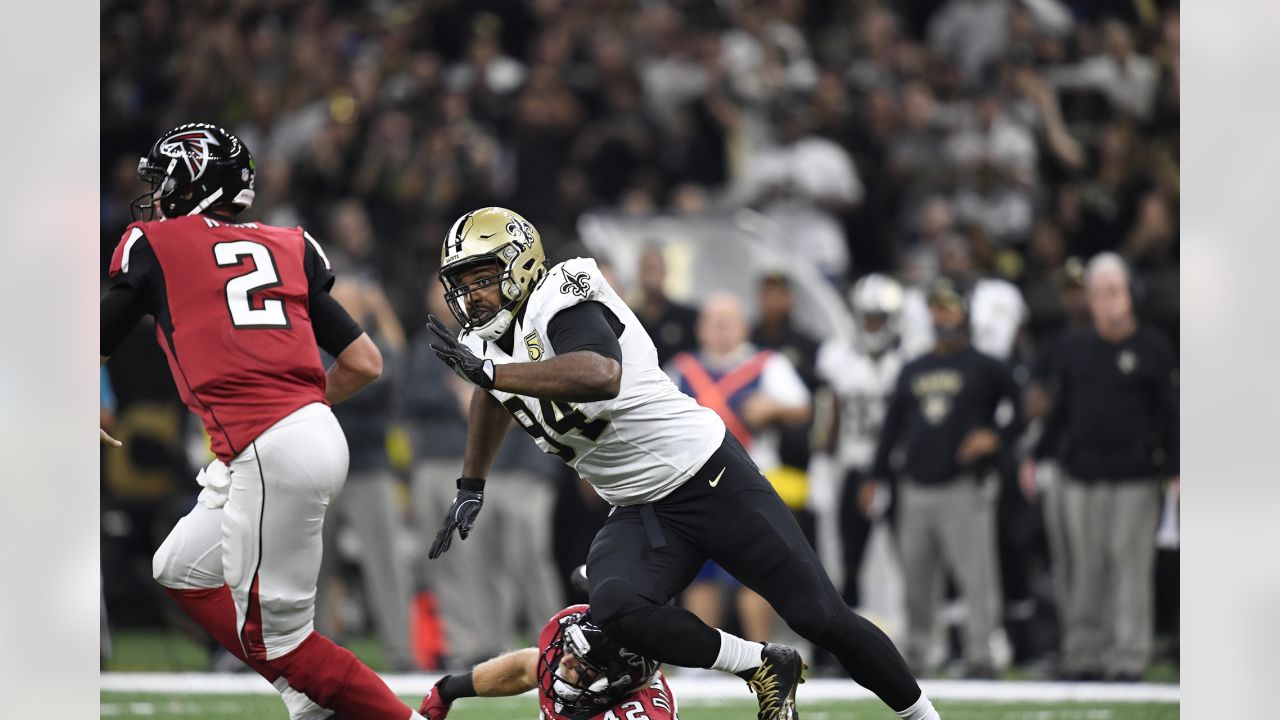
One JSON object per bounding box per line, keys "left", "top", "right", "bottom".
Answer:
{"left": 97, "top": 0, "right": 1183, "bottom": 700}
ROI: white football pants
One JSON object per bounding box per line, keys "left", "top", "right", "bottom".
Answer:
{"left": 153, "top": 402, "right": 348, "bottom": 718}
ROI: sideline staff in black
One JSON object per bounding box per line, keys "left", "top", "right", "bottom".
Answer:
{"left": 873, "top": 279, "right": 1022, "bottom": 677}
{"left": 1020, "top": 252, "right": 1178, "bottom": 682}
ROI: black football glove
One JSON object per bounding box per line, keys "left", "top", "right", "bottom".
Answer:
{"left": 429, "top": 478, "right": 485, "bottom": 559}
{"left": 426, "top": 314, "right": 495, "bottom": 390}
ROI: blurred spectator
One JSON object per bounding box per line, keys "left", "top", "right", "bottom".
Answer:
{"left": 1048, "top": 19, "right": 1160, "bottom": 122}
{"left": 901, "top": 233, "right": 1028, "bottom": 362}
{"left": 928, "top": 0, "right": 1011, "bottom": 86}
{"left": 667, "top": 292, "right": 812, "bottom": 642}
{"left": 404, "top": 278, "right": 562, "bottom": 669}
{"left": 1021, "top": 253, "right": 1178, "bottom": 681}
{"left": 315, "top": 276, "right": 416, "bottom": 671}
{"left": 751, "top": 271, "right": 823, "bottom": 539}
{"left": 630, "top": 246, "right": 700, "bottom": 367}
{"left": 737, "top": 101, "right": 862, "bottom": 283}
{"left": 946, "top": 90, "right": 1036, "bottom": 246}
{"left": 873, "top": 279, "right": 1023, "bottom": 677}
{"left": 889, "top": 82, "right": 952, "bottom": 236}
{"left": 752, "top": 271, "right": 821, "bottom": 389}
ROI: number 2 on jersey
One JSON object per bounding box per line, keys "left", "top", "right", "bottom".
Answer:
{"left": 214, "top": 240, "right": 290, "bottom": 329}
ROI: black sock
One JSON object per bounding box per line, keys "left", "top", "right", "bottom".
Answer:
{"left": 436, "top": 673, "right": 476, "bottom": 704}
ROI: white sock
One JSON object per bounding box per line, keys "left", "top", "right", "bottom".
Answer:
{"left": 710, "top": 629, "right": 765, "bottom": 674}
{"left": 895, "top": 692, "right": 940, "bottom": 720}
{"left": 410, "top": 712, "right": 427, "bottom": 720}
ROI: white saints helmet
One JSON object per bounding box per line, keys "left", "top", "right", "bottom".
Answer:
{"left": 849, "top": 273, "right": 905, "bottom": 354}
{"left": 439, "top": 207, "right": 548, "bottom": 341}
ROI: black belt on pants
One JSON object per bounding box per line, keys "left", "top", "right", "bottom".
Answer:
{"left": 632, "top": 432, "right": 740, "bottom": 552}
{"left": 639, "top": 504, "right": 666, "bottom": 550}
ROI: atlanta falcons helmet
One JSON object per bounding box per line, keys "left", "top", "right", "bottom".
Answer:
{"left": 537, "top": 610, "right": 659, "bottom": 714}
{"left": 133, "top": 123, "right": 255, "bottom": 221}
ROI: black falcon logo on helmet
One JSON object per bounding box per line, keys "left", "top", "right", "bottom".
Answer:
{"left": 159, "top": 129, "right": 222, "bottom": 181}
{"left": 560, "top": 270, "right": 592, "bottom": 298}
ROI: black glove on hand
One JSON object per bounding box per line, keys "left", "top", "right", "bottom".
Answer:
{"left": 429, "top": 477, "right": 485, "bottom": 559}
{"left": 426, "top": 314, "right": 495, "bottom": 389}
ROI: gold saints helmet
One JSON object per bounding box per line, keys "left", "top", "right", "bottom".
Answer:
{"left": 439, "top": 207, "right": 547, "bottom": 341}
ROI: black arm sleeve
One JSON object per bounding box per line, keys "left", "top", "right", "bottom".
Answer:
{"left": 310, "top": 291, "right": 364, "bottom": 357}
{"left": 102, "top": 234, "right": 158, "bottom": 357}
{"left": 546, "top": 301, "right": 624, "bottom": 363}
{"left": 101, "top": 283, "right": 149, "bottom": 357}
{"left": 302, "top": 230, "right": 336, "bottom": 297}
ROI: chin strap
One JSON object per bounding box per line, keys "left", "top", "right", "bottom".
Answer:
{"left": 188, "top": 186, "right": 225, "bottom": 215}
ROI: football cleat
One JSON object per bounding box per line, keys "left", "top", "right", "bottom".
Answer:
{"left": 736, "top": 643, "right": 806, "bottom": 720}
{"left": 418, "top": 678, "right": 452, "bottom": 720}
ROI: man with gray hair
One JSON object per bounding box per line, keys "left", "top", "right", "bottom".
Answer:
{"left": 1021, "top": 252, "right": 1178, "bottom": 681}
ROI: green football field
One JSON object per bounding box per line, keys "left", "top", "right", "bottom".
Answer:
{"left": 100, "top": 693, "right": 1179, "bottom": 719}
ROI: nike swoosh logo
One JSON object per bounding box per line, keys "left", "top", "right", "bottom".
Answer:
{"left": 479, "top": 233, "right": 496, "bottom": 239}
{"left": 709, "top": 467, "right": 725, "bottom": 488}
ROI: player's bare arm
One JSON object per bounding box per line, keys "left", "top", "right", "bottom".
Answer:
{"left": 427, "top": 314, "right": 622, "bottom": 402}
{"left": 461, "top": 387, "right": 514, "bottom": 480}
{"left": 471, "top": 647, "right": 540, "bottom": 696}
{"left": 324, "top": 332, "right": 382, "bottom": 404}
{"left": 492, "top": 351, "right": 621, "bottom": 402}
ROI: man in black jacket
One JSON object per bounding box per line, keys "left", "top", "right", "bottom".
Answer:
{"left": 1020, "top": 252, "right": 1178, "bottom": 682}
{"left": 874, "top": 279, "right": 1023, "bottom": 678}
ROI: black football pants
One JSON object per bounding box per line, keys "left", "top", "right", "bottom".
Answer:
{"left": 586, "top": 432, "right": 921, "bottom": 711}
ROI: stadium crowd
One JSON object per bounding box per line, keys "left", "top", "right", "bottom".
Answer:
{"left": 100, "top": 0, "right": 1179, "bottom": 681}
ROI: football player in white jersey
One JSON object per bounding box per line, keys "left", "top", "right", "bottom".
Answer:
{"left": 422, "top": 208, "right": 942, "bottom": 720}
{"left": 815, "top": 274, "right": 907, "bottom": 609}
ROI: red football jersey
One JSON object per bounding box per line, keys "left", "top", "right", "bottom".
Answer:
{"left": 536, "top": 605, "right": 678, "bottom": 720}
{"left": 107, "top": 215, "right": 332, "bottom": 462}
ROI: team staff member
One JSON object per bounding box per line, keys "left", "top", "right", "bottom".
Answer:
{"left": 423, "top": 207, "right": 941, "bottom": 720}
{"left": 873, "top": 279, "right": 1023, "bottom": 678}
{"left": 668, "top": 292, "right": 812, "bottom": 643}
{"left": 1020, "top": 252, "right": 1178, "bottom": 681}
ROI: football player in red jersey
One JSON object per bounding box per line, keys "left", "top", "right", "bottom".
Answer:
{"left": 419, "top": 605, "right": 677, "bottom": 720}
{"left": 100, "top": 123, "right": 428, "bottom": 720}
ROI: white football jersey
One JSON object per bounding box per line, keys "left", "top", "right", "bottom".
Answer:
{"left": 816, "top": 340, "right": 905, "bottom": 471}
{"left": 460, "top": 257, "right": 726, "bottom": 506}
